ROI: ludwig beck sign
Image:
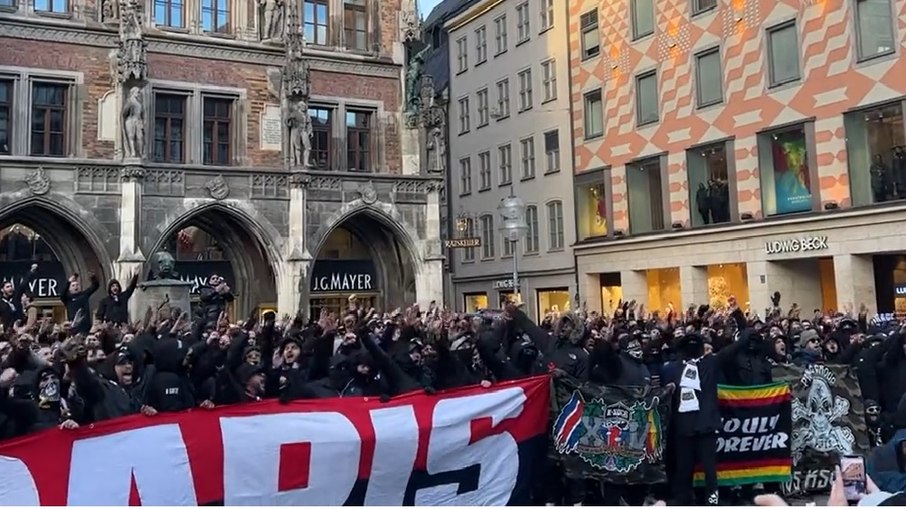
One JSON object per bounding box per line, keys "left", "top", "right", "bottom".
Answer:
{"left": 764, "top": 236, "right": 829, "bottom": 255}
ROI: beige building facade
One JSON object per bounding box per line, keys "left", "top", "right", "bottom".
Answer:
{"left": 568, "top": 0, "right": 906, "bottom": 317}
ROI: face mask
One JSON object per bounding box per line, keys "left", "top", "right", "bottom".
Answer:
{"left": 626, "top": 340, "right": 643, "bottom": 360}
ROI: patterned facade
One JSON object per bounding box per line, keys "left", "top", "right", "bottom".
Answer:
{"left": 0, "top": 0, "right": 444, "bottom": 317}
{"left": 568, "top": 0, "right": 906, "bottom": 316}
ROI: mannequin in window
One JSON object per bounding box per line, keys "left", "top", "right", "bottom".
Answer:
{"left": 870, "top": 153, "right": 894, "bottom": 203}
{"left": 696, "top": 182, "right": 712, "bottom": 225}
{"left": 893, "top": 146, "right": 906, "bottom": 199}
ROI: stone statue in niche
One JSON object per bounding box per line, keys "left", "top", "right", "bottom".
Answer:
{"left": 101, "top": 0, "right": 119, "bottom": 22}
{"left": 122, "top": 86, "right": 145, "bottom": 159}
{"left": 286, "top": 98, "right": 311, "bottom": 168}
{"left": 426, "top": 126, "right": 446, "bottom": 173}
{"left": 259, "top": 0, "right": 284, "bottom": 41}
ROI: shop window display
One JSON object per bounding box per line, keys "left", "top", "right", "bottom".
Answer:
{"left": 818, "top": 257, "right": 838, "bottom": 313}
{"left": 537, "top": 288, "right": 570, "bottom": 319}
{"left": 844, "top": 102, "right": 906, "bottom": 206}
{"left": 575, "top": 174, "right": 608, "bottom": 240}
{"left": 627, "top": 157, "right": 666, "bottom": 234}
{"left": 464, "top": 293, "right": 488, "bottom": 312}
{"left": 646, "top": 267, "right": 680, "bottom": 313}
{"left": 599, "top": 273, "right": 622, "bottom": 316}
{"left": 706, "top": 263, "right": 748, "bottom": 309}
{"left": 687, "top": 143, "right": 731, "bottom": 227}
{"left": 758, "top": 125, "right": 813, "bottom": 216}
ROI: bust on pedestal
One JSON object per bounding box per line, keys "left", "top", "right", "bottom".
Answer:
{"left": 129, "top": 251, "right": 193, "bottom": 320}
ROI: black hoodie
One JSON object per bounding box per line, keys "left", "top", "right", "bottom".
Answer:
{"left": 61, "top": 274, "right": 100, "bottom": 334}
{"left": 0, "top": 269, "right": 36, "bottom": 329}
{"left": 147, "top": 337, "right": 196, "bottom": 412}
{"left": 95, "top": 274, "right": 139, "bottom": 325}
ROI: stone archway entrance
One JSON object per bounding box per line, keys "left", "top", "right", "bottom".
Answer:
{"left": 0, "top": 204, "right": 110, "bottom": 321}
{"left": 152, "top": 206, "right": 278, "bottom": 318}
{"left": 309, "top": 213, "right": 418, "bottom": 317}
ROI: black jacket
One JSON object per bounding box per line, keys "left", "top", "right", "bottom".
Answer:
{"left": 0, "top": 270, "right": 36, "bottom": 329}
{"left": 666, "top": 354, "right": 721, "bottom": 437}
{"left": 70, "top": 361, "right": 152, "bottom": 422}
{"left": 199, "top": 286, "right": 235, "bottom": 323}
{"left": 720, "top": 329, "right": 773, "bottom": 386}
{"left": 96, "top": 275, "right": 139, "bottom": 325}
{"left": 61, "top": 275, "right": 100, "bottom": 334}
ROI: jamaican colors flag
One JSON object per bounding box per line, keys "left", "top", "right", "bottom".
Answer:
{"left": 694, "top": 382, "right": 793, "bottom": 487}
{"left": 551, "top": 377, "right": 673, "bottom": 485}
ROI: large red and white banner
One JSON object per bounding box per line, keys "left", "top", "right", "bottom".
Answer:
{"left": 0, "top": 376, "right": 550, "bottom": 506}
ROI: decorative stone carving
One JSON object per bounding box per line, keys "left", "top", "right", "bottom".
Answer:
{"left": 282, "top": 8, "right": 312, "bottom": 170}
{"left": 120, "top": 167, "right": 146, "bottom": 181}
{"left": 399, "top": 1, "right": 421, "bottom": 43}
{"left": 122, "top": 85, "right": 145, "bottom": 159}
{"left": 357, "top": 182, "right": 378, "bottom": 205}
{"left": 101, "top": 0, "right": 118, "bottom": 22}
{"left": 25, "top": 167, "right": 50, "bottom": 196}
{"left": 205, "top": 175, "right": 230, "bottom": 200}
{"left": 289, "top": 172, "right": 311, "bottom": 189}
{"left": 115, "top": 0, "right": 147, "bottom": 83}
{"left": 265, "top": 67, "right": 282, "bottom": 99}
{"left": 76, "top": 166, "right": 122, "bottom": 194}
{"left": 259, "top": 0, "right": 284, "bottom": 41}
{"left": 426, "top": 126, "right": 446, "bottom": 173}
{"left": 310, "top": 176, "right": 342, "bottom": 191}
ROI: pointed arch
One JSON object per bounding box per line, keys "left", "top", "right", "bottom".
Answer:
{"left": 0, "top": 194, "right": 115, "bottom": 281}
{"left": 149, "top": 201, "right": 284, "bottom": 316}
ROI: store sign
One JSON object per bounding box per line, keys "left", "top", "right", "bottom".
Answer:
{"left": 896, "top": 285, "right": 906, "bottom": 296}
{"left": 493, "top": 279, "right": 520, "bottom": 290}
{"left": 764, "top": 236, "right": 829, "bottom": 255}
{"left": 311, "top": 259, "right": 377, "bottom": 293}
{"left": 0, "top": 261, "right": 66, "bottom": 299}
{"left": 444, "top": 238, "right": 481, "bottom": 249}
{"left": 174, "top": 261, "right": 235, "bottom": 295}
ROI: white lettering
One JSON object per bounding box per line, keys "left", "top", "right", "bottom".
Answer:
{"left": 67, "top": 424, "right": 197, "bottom": 505}
{"left": 221, "top": 412, "right": 360, "bottom": 506}
{"left": 365, "top": 406, "right": 419, "bottom": 505}
{"left": 765, "top": 235, "right": 829, "bottom": 255}
{"left": 0, "top": 456, "right": 40, "bottom": 505}
{"left": 717, "top": 432, "right": 788, "bottom": 453}
{"left": 311, "top": 273, "right": 375, "bottom": 293}
{"left": 416, "top": 388, "right": 524, "bottom": 505}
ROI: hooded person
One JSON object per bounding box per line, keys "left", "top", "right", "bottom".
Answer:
{"left": 22, "top": 365, "right": 82, "bottom": 432}
{"left": 300, "top": 350, "right": 384, "bottom": 399}
{"left": 0, "top": 263, "right": 37, "bottom": 330}
{"left": 720, "top": 328, "right": 774, "bottom": 385}
{"left": 68, "top": 343, "right": 157, "bottom": 422}
{"left": 235, "top": 363, "right": 266, "bottom": 402}
{"left": 95, "top": 273, "right": 139, "bottom": 325}
{"left": 868, "top": 393, "right": 906, "bottom": 493}
{"left": 590, "top": 331, "right": 650, "bottom": 386}
{"left": 146, "top": 336, "right": 196, "bottom": 412}
{"left": 546, "top": 311, "right": 590, "bottom": 381}
{"left": 665, "top": 332, "right": 721, "bottom": 506}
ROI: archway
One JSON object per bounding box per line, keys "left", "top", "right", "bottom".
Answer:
{"left": 310, "top": 212, "right": 418, "bottom": 317}
{"left": 153, "top": 206, "right": 278, "bottom": 319}
{"left": 0, "top": 203, "right": 111, "bottom": 322}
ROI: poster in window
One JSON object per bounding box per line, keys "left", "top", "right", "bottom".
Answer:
{"left": 771, "top": 133, "right": 812, "bottom": 214}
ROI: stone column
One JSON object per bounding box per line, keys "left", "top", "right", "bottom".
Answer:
{"left": 116, "top": 166, "right": 146, "bottom": 282}
{"left": 748, "top": 260, "right": 824, "bottom": 317}
{"left": 280, "top": 173, "right": 313, "bottom": 315}
{"left": 834, "top": 254, "right": 877, "bottom": 315}
{"left": 680, "top": 265, "right": 709, "bottom": 308}
{"left": 620, "top": 270, "right": 648, "bottom": 308}
{"left": 415, "top": 183, "right": 444, "bottom": 306}
{"left": 579, "top": 272, "right": 603, "bottom": 315}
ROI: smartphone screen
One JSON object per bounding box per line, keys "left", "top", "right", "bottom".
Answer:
{"left": 841, "top": 455, "right": 867, "bottom": 501}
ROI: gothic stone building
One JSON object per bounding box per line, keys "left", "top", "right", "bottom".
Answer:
{"left": 0, "top": 0, "right": 444, "bottom": 319}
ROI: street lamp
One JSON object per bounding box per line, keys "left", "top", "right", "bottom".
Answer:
{"left": 498, "top": 189, "right": 528, "bottom": 304}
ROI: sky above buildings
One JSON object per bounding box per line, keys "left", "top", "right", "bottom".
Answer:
{"left": 418, "top": 0, "right": 443, "bottom": 17}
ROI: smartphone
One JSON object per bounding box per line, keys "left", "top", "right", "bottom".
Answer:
{"left": 841, "top": 455, "right": 867, "bottom": 502}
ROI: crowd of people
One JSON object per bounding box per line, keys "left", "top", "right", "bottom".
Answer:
{"left": 3, "top": 267, "right": 906, "bottom": 506}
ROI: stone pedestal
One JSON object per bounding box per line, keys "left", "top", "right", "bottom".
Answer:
{"left": 129, "top": 279, "right": 194, "bottom": 319}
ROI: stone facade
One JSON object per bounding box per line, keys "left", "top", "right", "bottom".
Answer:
{"left": 0, "top": 0, "right": 444, "bottom": 316}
